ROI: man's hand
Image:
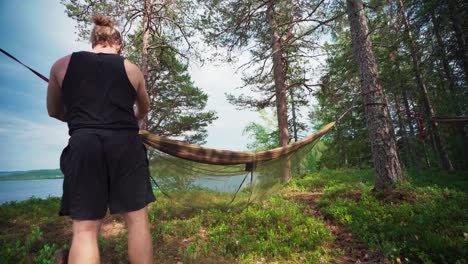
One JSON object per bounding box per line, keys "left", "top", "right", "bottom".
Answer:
{"left": 138, "top": 119, "right": 147, "bottom": 130}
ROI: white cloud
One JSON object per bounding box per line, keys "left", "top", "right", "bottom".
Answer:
{"left": 189, "top": 55, "right": 260, "bottom": 151}
{"left": 0, "top": 113, "right": 68, "bottom": 171}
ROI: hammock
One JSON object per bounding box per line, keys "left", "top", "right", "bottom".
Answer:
{"left": 138, "top": 122, "right": 335, "bottom": 208}
{"left": 139, "top": 121, "right": 335, "bottom": 167}
{"left": 142, "top": 125, "right": 330, "bottom": 208}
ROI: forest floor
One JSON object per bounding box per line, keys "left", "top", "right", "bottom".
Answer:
{"left": 0, "top": 169, "right": 466, "bottom": 263}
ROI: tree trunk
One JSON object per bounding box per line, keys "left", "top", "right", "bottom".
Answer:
{"left": 447, "top": 0, "right": 468, "bottom": 81}
{"left": 396, "top": 63, "right": 420, "bottom": 168}
{"left": 397, "top": 0, "right": 454, "bottom": 171}
{"left": 139, "top": 0, "right": 152, "bottom": 129}
{"left": 387, "top": 1, "right": 416, "bottom": 169}
{"left": 346, "top": 0, "right": 403, "bottom": 190}
{"left": 431, "top": 9, "right": 456, "bottom": 92}
{"left": 289, "top": 89, "right": 298, "bottom": 142}
{"left": 401, "top": 88, "right": 416, "bottom": 137}
{"left": 267, "top": 1, "right": 291, "bottom": 182}
{"left": 335, "top": 119, "right": 347, "bottom": 167}
{"left": 393, "top": 92, "right": 412, "bottom": 168}
{"left": 141, "top": 0, "right": 151, "bottom": 85}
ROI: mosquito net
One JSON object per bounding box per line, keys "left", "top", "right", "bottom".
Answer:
{"left": 140, "top": 122, "right": 336, "bottom": 209}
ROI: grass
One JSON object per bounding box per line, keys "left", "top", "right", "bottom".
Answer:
{"left": 292, "top": 169, "right": 468, "bottom": 264}
{"left": 0, "top": 194, "right": 336, "bottom": 263}
{"left": 0, "top": 169, "right": 466, "bottom": 263}
{"left": 148, "top": 193, "right": 335, "bottom": 263}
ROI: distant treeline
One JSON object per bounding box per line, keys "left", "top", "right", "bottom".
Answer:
{"left": 0, "top": 169, "right": 63, "bottom": 181}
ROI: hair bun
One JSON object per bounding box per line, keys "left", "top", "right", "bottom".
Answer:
{"left": 90, "top": 14, "right": 115, "bottom": 27}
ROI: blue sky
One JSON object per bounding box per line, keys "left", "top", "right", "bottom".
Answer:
{"left": 0, "top": 0, "right": 261, "bottom": 171}
{"left": 0, "top": 0, "right": 88, "bottom": 171}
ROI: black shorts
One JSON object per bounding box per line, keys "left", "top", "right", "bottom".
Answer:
{"left": 59, "top": 128, "right": 156, "bottom": 220}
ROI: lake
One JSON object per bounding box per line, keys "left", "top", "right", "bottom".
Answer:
{"left": 0, "top": 179, "right": 64, "bottom": 204}
{"left": 0, "top": 175, "right": 250, "bottom": 205}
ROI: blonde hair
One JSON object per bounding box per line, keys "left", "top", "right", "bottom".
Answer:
{"left": 90, "top": 14, "right": 122, "bottom": 48}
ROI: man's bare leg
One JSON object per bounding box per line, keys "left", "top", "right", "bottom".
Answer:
{"left": 68, "top": 220, "right": 102, "bottom": 264}
{"left": 123, "top": 206, "right": 153, "bottom": 264}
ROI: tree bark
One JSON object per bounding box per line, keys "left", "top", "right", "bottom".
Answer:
{"left": 289, "top": 89, "right": 298, "bottom": 142}
{"left": 447, "top": 0, "right": 468, "bottom": 81}
{"left": 395, "top": 61, "right": 420, "bottom": 168}
{"left": 141, "top": 0, "right": 151, "bottom": 85}
{"left": 393, "top": 92, "right": 412, "bottom": 168}
{"left": 398, "top": 0, "right": 454, "bottom": 171}
{"left": 346, "top": 0, "right": 403, "bottom": 190}
{"left": 267, "top": 1, "right": 291, "bottom": 183}
{"left": 431, "top": 9, "right": 456, "bottom": 92}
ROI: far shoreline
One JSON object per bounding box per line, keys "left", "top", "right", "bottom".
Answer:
{"left": 0, "top": 176, "right": 64, "bottom": 181}
{"left": 0, "top": 169, "right": 63, "bottom": 181}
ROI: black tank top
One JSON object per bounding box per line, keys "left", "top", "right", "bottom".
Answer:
{"left": 62, "top": 51, "right": 139, "bottom": 134}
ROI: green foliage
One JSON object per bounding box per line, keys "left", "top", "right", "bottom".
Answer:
{"left": 0, "top": 197, "right": 71, "bottom": 263}
{"left": 34, "top": 243, "right": 58, "bottom": 264}
{"left": 312, "top": 35, "right": 372, "bottom": 169}
{"left": 1, "top": 169, "right": 466, "bottom": 263}
{"left": 141, "top": 44, "right": 217, "bottom": 144}
{"left": 0, "top": 197, "right": 61, "bottom": 228}
{"left": 295, "top": 169, "right": 468, "bottom": 263}
{"left": 243, "top": 108, "right": 279, "bottom": 151}
{"left": 145, "top": 192, "right": 336, "bottom": 263}
{"left": 314, "top": 0, "right": 468, "bottom": 170}
{"left": 243, "top": 121, "right": 278, "bottom": 150}
{"left": 299, "top": 141, "right": 327, "bottom": 173}
{"left": 199, "top": 196, "right": 333, "bottom": 261}
{"left": 242, "top": 108, "right": 328, "bottom": 175}
{"left": 1, "top": 224, "right": 44, "bottom": 263}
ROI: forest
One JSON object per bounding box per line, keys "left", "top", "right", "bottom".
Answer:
{"left": 62, "top": 0, "right": 467, "bottom": 178}
{"left": 0, "top": 0, "right": 466, "bottom": 263}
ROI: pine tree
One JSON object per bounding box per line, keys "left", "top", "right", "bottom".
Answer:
{"left": 346, "top": 0, "right": 403, "bottom": 190}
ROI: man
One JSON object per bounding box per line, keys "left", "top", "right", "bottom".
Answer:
{"left": 47, "top": 15, "right": 154, "bottom": 264}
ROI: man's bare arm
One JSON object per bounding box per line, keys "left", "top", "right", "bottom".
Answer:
{"left": 134, "top": 74, "right": 150, "bottom": 120}
{"left": 47, "top": 61, "right": 66, "bottom": 122}
{"left": 125, "top": 60, "right": 150, "bottom": 121}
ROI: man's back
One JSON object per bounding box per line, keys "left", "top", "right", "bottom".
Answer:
{"left": 61, "top": 51, "right": 138, "bottom": 133}
{"left": 47, "top": 50, "right": 149, "bottom": 125}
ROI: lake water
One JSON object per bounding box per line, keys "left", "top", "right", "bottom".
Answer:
{"left": 0, "top": 175, "right": 250, "bottom": 205}
{"left": 0, "top": 179, "right": 64, "bottom": 204}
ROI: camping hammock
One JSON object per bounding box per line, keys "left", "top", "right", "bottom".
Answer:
{"left": 138, "top": 122, "right": 334, "bottom": 208}
{"left": 139, "top": 122, "right": 335, "bottom": 167}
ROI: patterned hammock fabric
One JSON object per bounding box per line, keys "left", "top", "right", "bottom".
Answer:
{"left": 139, "top": 122, "right": 336, "bottom": 167}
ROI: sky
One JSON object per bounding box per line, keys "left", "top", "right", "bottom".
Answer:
{"left": 0, "top": 0, "right": 261, "bottom": 171}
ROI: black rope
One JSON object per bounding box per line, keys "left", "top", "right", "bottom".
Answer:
{"left": 149, "top": 175, "right": 172, "bottom": 199}
{"left": 337, "top": 105, "right": 358, "bottom": 124}
{"left": 0, "top": 48, "right": 49, "bottom": 82}
{"left": 229, "top": 171, "right": 250, "bottom": 205}
{"left": 248, "top": 169, "right": 254, "bottom": 203}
